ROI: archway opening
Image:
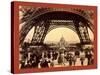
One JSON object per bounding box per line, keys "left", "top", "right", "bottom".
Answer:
{"left": 44, "top": 27, "right": 80, "bottom": 44}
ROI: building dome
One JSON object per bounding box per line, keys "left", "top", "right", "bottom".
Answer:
{"left": 59, "top": 36, "right": 67, "bottom": 50}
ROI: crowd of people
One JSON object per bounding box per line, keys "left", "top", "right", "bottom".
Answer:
{"left": 19, "top": 48, "right": 94, "bottom": 69}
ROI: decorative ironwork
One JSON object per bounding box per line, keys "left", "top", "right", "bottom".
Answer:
{"left": 19, "top": 7, "right": 93, "bottom": 46}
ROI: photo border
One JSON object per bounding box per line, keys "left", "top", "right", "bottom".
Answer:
{"left": 11, "top": 1, "right": 97, "bottom": 74}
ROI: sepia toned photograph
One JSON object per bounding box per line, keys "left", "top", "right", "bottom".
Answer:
{"left": 11, "top": 1, "right": 97, "bottom": 73}
{"left": 19, "top": 5, "right": 95, "bottom": 69}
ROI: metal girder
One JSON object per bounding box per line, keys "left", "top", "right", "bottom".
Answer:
{"left": 20, "top": 7, "right": 92, "bottom": 25}
{"left": 74, "top": 21, "right": 91, "bottom": 44}
{"left": 31, "top": 20, "right": 50, "bottom": 45}
{"left": 47, "top": 20, "right": 76, "bottom": 33}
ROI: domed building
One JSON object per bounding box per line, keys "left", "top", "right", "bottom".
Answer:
{"left": 58, "top": 36, "right": 68, "bottom": 51}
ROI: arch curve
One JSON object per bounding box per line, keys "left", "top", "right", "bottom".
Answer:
{"left": 20, "top": 8, "right": 93, "bottom": 45}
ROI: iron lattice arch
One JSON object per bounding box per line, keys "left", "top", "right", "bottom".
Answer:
{"left": 19, "top": 7, "right": 94, "bottom": 46}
